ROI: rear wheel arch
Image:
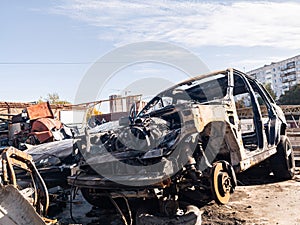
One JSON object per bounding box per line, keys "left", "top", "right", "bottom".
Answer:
{"left": 199, "top": 121, "right": 240, "bottom": 165}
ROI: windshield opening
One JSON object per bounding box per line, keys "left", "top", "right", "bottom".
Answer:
{"left": 139, "top": 73, "right": 229, "bottom": 116}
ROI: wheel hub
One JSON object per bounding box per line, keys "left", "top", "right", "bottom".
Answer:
{"left": 211, "top": 161, "right": 236, "bottom": 204}
{"left": 218, "top": 172, "right": 231, "bottom": 195}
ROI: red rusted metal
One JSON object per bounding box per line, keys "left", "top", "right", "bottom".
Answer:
{"left": 26, "top": 102, "right": 54, "bottom": 120}
{"left": 30, "top": 118, "right": 63, "bottom": 143}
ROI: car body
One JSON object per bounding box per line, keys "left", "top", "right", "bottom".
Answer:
{"left": 69, "top": 68, "right": 295, "bottom": 212}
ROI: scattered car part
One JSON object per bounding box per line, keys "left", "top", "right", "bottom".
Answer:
{"left": 0, "top": 147, "right": 57, "bottom": 225}
{"left": 136, "top": 204, "right": 202, "bottom": 225}
{"left": 1, "top": 147, "right": 49, "bottom": 215}
{"left": 0, "top": 184, "right": 47, "bottom": 225}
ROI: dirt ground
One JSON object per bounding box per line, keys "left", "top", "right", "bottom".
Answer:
{"left": 55, "top": 166, "right": 300, "bottom": 225}
{"left": 201, "top": 167, "right": 300, "bottom": 225}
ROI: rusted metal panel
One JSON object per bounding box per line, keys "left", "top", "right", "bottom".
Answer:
{"left": 30, "top": 130, "right": 53, "bottom": 143}
{"left": 30, "top": 118, "right": 63, "bottom": 143}
{"left": 26, "top": 102, "right": 54, "bottom": 120}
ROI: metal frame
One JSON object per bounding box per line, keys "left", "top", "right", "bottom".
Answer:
{"left": 1, "top": 147, "right": 49, "bottom": 216}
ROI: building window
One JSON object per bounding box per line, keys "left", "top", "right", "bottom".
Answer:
{"left": 287, "top": 61, "right": 296, "bottom": 69}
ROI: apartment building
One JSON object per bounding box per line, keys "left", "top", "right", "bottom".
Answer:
{"left": 247, "top": 55, "right": 300, "bottom": 99}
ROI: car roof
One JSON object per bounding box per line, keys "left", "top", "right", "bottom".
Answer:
{"left": 158, "top": 68, "right": 256, "bottom": 96}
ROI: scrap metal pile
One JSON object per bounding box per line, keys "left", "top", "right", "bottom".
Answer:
{"left": 0, "top": 102, "right": 80, "bottom": 225}
{"left": 7, "top": 102, "right": 73, "bottom": 149}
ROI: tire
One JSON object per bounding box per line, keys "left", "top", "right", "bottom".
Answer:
{"left": 81, "top": 188, "right": 114, "bottom": 208}
{"left": 136, "top": 205, "right": 201, "bottom": 225}
{"left": 270, "top": 136, "right": 295, "bottom": 180}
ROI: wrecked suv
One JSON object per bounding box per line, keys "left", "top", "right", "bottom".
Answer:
{"left": 69, "top": 68, "right": 295, "bottom": 218}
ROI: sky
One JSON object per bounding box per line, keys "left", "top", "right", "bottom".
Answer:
{"left": 1, "top": 0, "right": 300, "bottom": 103}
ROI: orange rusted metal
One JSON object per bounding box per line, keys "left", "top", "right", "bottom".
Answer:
{"left": 27, "top": 102, "right": 54, "bottom": 120}
{"left": 30, "top": 118, "right": 63, "bottom": 143}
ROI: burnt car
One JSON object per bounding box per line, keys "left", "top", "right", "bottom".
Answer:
{"left": 69, "top": 68, "right": 295, "bottom": 218}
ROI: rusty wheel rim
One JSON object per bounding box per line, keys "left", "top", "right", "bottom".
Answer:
{"left": 212, "top": 162, "right": 231, "bottom": 204}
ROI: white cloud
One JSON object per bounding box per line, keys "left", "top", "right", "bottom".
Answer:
{"left": 52, "top": 0, "right": 300, "bottom": 49}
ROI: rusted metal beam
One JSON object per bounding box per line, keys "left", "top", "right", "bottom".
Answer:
{"left": 237, "top": 105, "right": 300, "bottom": 118}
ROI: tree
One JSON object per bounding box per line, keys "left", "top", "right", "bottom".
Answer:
{"left": 38, "top": 93, "right": 71, "bottom": 104}
{"left": 278, "top": 84, "right": 300, "bottom": 105}
{"left": 47, "top": 93, "right": 60, "bottom": 104}
{"left": 264, "top": 83, "right": 276, "bottom": 100}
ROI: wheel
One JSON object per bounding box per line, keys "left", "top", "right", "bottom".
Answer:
{"left": 81, "top": 188, "right": 114, "bottom": 208}
{"left": 211, "top": 161, "right": 236, "bottom": 205}
{"left": 270, "top": 136, "right": 295, "bottom": 180}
